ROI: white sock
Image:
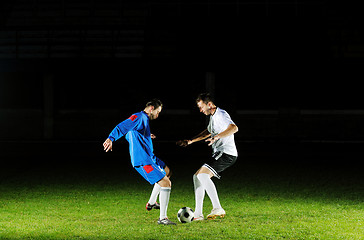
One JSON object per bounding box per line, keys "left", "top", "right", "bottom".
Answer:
{"left": 148, "top": 183, "right": 161, "bottom": 204}
{"left": 197, "top": 173, "right": 222, "bottom": 209}
{"left": 159, "top": 187, "right": 171, "bottom": 219}
{"left": 193, "top": 174, "right": 205, "bottom": 217}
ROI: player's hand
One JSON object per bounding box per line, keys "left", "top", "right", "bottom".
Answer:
{"left": 205, "top": 136, "right": 220, "bottom": 146}
{"left": 103, "top": 138, "right": 113, "bottom": 152}
{"left": 176, "top": 139, "right": 191, "bottom": 147}
{"left": 151, "top": 134, "right": 156, "bottom": 139}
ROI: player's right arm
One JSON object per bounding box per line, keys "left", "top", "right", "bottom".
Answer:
{"left": 177, "top": 129, "right": 211, "bottom": 147}
{"left": 103, "top": 114, "right": 140, "bottom": 152}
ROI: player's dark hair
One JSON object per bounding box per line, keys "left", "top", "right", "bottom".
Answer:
{"left": 146, "top": 99, "right": 163, "bottom": 109}
{"left": 196, "top": 93, "right": 214, "bottom": 104}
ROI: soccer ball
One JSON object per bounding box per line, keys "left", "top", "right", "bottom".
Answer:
{"left": 177, "top": 207, "right": 194, "bottom": 223}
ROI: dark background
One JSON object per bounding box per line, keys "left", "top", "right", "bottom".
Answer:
{"left": 0, "top": 1, "right": 364, "bottom": 170}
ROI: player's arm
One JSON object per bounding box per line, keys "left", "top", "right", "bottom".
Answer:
{"left": 177, "top": 129, "right": 211, "bottom": 147}
{"left": 103, "top": 115, "right": 140, "bottom": 152}
{"left": 205, "top": 124, "right": 238, "bottom": 146}
{"left": 103, "top": 126, "right": 122, "bottom": 152}
{"left": 190, "top": 129, "right": 211, "bottom": 143}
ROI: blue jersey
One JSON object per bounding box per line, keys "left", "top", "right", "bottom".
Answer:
{"left": 108, "top": 111, "right": 156, "bottom": 167}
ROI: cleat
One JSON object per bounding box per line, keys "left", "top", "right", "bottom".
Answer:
{"left": 193, "top": 215, "right": 204, "bottom": 221}
{"left": 158, "top": 218, "right": 177, "bottom": 225}
{"left": 207, "top": 208, "right": 226, "bottom": 220}
{"left": 146, "top": 202, "right": 160, "bottom": 211}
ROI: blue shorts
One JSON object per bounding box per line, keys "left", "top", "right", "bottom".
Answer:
{"left": 134, "top": 157, "right": 166, "bottom": 185}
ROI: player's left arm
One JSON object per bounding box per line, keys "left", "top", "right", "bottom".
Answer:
{"left": 205, "top": 123, "right": 238, "bottom": 146}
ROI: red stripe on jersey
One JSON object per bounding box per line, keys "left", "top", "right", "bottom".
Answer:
{"left": 143, "top": 165, "right": 154, "bottom": 174}
{"left": 128, "top": 114, "right": 138, "bottom": 121}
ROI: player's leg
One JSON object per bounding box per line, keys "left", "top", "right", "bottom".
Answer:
{"left": 154, "top": 158, "right": 176, "bottom": 225}
{"left": 146, "top": 183, "right": 161, "bottom": 210}
{"left": 193, "top": 166, "right": 217, "bottom": 220}
{"left": 195, "top": 166, "right": 224, "bottom": 217}
{"left": 158, "top": 170, "right": 172, "bottom": 222}
{"left": 199, "top": 153, "right": 237, "bottom": 220}
{"left": 193, "top": 173, "right": 205, "bottom": 220}
{"left": 135, "top": 159, "right": 176, "bottom": 225}
{"left": 146, "top": 160, "right": 170, "bottom": 211}
{"left": 164, "top": 165, "right": 172, "bottom": 178}
{"left": 146, "top": 165, "right": 171, "bottom": 210}
{"left": 196, "top": 166, "right": 214, "bottom": 177}
{"left": 157, "top": 176, "right": 176, "bottom": 225}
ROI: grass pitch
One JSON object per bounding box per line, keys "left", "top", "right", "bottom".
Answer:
{"left": 1, "top": 159, "right": 364, "bottom": 239}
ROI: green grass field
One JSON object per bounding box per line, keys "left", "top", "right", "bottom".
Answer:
{"left": 1, "top": 159, "right": 364, "bottom": 240}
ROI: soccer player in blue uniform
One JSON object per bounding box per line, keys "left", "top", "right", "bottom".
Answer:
{"left": 103, "top": 99, "right": 176, "bottom": 225}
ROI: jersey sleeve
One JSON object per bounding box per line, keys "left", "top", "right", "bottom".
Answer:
{"left": 221, "top": 110, "right": 235, "bottom": 126}
{"left": 108, "top": 114, "right": 140, "bottom": 142}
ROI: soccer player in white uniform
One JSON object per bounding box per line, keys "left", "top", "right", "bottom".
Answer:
{"left": 177, "top": 93, "right": 238, "bottom": 220}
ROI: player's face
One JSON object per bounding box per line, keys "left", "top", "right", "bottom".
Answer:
{"left": 150, "top": 106, "right": 162, "bottom": 120}
{"left": 197, "top": 100, "right": 211, "bottom": 115}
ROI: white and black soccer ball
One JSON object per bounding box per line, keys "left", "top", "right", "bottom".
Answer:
{"left": 177, "top": 207, "right": 194, "bottom": 223}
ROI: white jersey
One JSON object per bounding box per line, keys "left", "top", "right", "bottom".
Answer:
{"left": 207, "top": 107, "right": 238, "bottom": 157}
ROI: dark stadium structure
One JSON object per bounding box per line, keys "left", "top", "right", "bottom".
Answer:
{"left": 0, "top": 1, "right": 363, "bottom": 171}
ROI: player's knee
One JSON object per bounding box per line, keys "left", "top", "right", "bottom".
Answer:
{"left": 164, "top": 166, "right": 172, "bottom": 178}
{"left": 167, "top": 169, "right": 172, "bottom": 178}
{"left": 158, "top": 177, "right": 171, "bottom": 188}
{"left": 166, "top": 178, "right": 172, "bottom": 187}
{"left": 198, "top": 167, "right": 214, "bottom": 178}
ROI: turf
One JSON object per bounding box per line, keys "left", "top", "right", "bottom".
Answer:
{"left": 1, "top": 160, "right": 364, "bottom": 240}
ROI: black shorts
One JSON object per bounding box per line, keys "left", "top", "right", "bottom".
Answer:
{"left": 203, "top": 152, "right": 237, "bottom": 179}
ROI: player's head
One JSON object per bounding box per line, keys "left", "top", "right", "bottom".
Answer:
{"left": 196, "top": 93, "right": 215, "bottom": 115}
{"left": 145, "top": 99, "right": 163, "bottom": 120}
